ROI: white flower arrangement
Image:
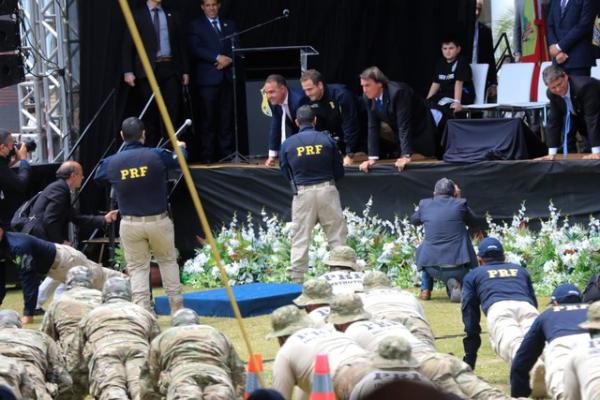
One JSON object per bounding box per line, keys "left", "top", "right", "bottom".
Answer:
{"left": 181, "top": 199, "right": 600, "bottom": 294}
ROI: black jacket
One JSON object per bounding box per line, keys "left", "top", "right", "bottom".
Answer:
{"left": 364, "top": 81, "right": 437, "bottom": 158}
{"left": 121, "top": 6, "right": 189, "bottom": 78}
{"left": 28, "top": 179, "right": 105, "bottom": 243}
{"left": 546, "top": 76, "right": 600, "bottom": 149}
{"left": 0, "top": 157, "right": 30, "bottom": 222}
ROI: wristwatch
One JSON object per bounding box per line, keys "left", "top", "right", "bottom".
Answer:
{"left": 402, "top": 154, "right": 412, "bottom": 159}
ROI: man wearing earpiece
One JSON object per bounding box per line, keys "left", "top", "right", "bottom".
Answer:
{"left": 19, "top": 161, "right": 118, "bottom": 324}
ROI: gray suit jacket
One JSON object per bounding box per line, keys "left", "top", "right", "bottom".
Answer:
{"left": 411, "top": 195, "right": 478, "bottom": 268}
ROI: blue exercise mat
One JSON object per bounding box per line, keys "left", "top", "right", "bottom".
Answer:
{"left": 154, "top": 282, "right": 303, "bottom": 317}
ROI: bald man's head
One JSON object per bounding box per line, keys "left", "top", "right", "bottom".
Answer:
{"left": 57, "top": 161, "right": 84, "bottom": 189}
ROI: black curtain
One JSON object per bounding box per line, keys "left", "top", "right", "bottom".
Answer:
{"left": 78, "top": 0, "right": 475, "bottom": 213}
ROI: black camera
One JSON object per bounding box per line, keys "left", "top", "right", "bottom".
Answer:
{"left": 8, "top": 138, "right": 37, "bottom": 157}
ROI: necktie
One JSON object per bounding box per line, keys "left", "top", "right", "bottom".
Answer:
{"left": 211, "top": 19, "right": 221, "bottom": 33}
{"left": 375, "top": 98, "right": 384, "bottom": 114}
{"left": 562, "top": 97, "right": 572, "bottom": 158}
{"left": 152, "top": 8, "right": 160, "bottom": 50}
{"left": 560, "top": 0, "right": 568, "bottom": 15}
{"left": 281, "top": 103, "right": 291, "bottom": 143}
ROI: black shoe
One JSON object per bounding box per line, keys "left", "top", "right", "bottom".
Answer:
{"left": 33, "top": 308, "right": 45, "bottom": 316}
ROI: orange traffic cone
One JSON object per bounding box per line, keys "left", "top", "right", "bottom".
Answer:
{"left": 310, "top": 353, "right": 335, "bottom": 400}
{"left": 244, "top": 353, "right": 264, "bottom": 399}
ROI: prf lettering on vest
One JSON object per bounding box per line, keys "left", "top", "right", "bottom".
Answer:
{"left": 487, "top": 269, "right": 519, "bottom": 279}
{"left": 120, "top": 166, "right": 149, "bottom": 180}
{"left": 296, "top": 144, "right": 323, "bottom": 157}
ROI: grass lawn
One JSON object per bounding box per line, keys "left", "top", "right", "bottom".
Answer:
{"left": 1, "top": 285, "right": 550, "bottom": 395}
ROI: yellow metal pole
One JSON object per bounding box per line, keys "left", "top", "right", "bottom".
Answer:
{"left": 117, "top": 0, "right": 265, "bottom": 385}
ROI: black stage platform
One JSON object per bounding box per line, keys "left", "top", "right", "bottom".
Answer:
{"left": 170, "top": 159, "right": 600, "bottom": 257}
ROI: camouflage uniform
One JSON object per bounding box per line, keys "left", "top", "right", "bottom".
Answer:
{"left": 68, "top": 277, "right": 160, "bottom": 400}
{"left": 141, "top": 308, "right": 245, "bottom": 400}
{"left": 268, "top": 305, "right": 368, "bottom": 399}
{"left": 40, "top": 266, "right": 102, "bottom": 399}
{"left": 564, "top": 302, "right": 600, "bottom": 400}
{"left": 329, "top": 294, "right": 508, "bottom": 400}
{"left": 360, "top": 270, "right": 435, "bottom": 349}
{"left": 334, "top": 336, "right": 431, "bottom": 400}
{"left": 0, "top": 354, "right": 36, "bottom": 399}
{"left": 320, "top": 246, "right": 364, "bottom": 294}
{"left": 0, "top": 310, "right": 72, "bottom": 399}
{"left": 293, "top": 278, "right": 334, "bottom": 330}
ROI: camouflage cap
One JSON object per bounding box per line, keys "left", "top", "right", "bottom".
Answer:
{"left": 293, "top": 278, "right": 333, "bottom": 306}
{"left": 102, "top": 276, "right": 132, "bottom": 302}
{"left": 65, "top": 265, "right": 94, "bottom": 288}
{"left": 580, "top": 301, "right": 600, "bottom": 330}
{"left": 266, "top": 305, "right": 313, "bottom": 339}
{"left": 371, "top": 335, "right": 419, "bottom": 369}
{"left": 362, "top": 271, "right": 391, "bottom": 290}
{"left": 0, "top": 310, "right": 21, "bottom": 329}
{"left": 325, "top": 246, "right": 358, "bottom": 270}
{"left": 172, "top": 308, "right": 200, "bottom": 327}
{"left": 327, "top": 293, "right": 371, "bottom": 325}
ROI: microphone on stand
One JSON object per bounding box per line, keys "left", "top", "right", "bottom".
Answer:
{"left": 283, "top": 9, "right": 290, "bottom": 17}
{"left": 157, "top": 119, "right": 193, "bottom": 148}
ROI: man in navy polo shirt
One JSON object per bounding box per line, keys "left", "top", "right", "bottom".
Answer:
{"left": 461, "top": 237, "right": 538, "bottom": 369}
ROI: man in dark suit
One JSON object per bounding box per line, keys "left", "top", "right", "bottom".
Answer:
{"left": 547, "top": 0, "right": 596, "bottom": 76}
{"left": 537, "top": 64, "right": 600, "bottom": 160}
{"left": 299, "top": 69, "right": 361, "bottom": 166}
{"left": 472, "top": 0, "right": 497, "bottom": 99}
{"left": 358, "top": 66, "right": 438, "bottom": 173}
{"left": 411, "top": 178, "right": 479, "bottom": 302}
{"left": 264, "top": 74, "right": 309, "bottom": 167}
{"left": 122, "top": 0, "right": 189, "bottom": 147}
{"left": 19, "top": 161, "right": 118, "bottom": 323}
{"left": 188, "top": 0, "right": 236, "bottom": 163}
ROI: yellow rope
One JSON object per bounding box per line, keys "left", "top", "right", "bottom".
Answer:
{"left": 117, "top": 0, "right": 265, "bottom": 386}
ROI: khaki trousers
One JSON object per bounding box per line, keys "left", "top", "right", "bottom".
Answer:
{"left": 545, "top": 334, "right": 589, "bottom": 400}
{"left": 48, "top": 244, "right": 124, "bottom": 290}
{"left": 120, "top": 215, "right": 183, "bottom": 312}
{"left": 289, "top": 181, "right": 347, "bottom": 280}
{"left": 486, "top": 300, "right": 539, "bottom": 363}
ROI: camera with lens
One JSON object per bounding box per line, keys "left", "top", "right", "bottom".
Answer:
{"left": 8, "top": 138, "right": 37, "bottom": 157}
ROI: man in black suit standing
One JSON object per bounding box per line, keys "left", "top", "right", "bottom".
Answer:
{"left": 358, "top": 66, "right": 438, "bottom": 172}
{"left": 411, "top": 178, "right": 479, "bottom": 302}
{"left": 547, "top": 0, "right": 596, "bottom": 76}
{"left": 122, "top": 0, "right": 189, "bottom": 147}
{"left": 472, "top": 0, "right": 497, "bottom": 99}
{"left": 188, "top": 0, "right": 236, "bottom": 163}
{"left": 20, "top": 161, "right": 118, "bottom": 323}
{"left": 537, "top": 64, "right": 600, "bottom": 160}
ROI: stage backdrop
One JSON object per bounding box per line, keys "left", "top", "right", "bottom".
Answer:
{"left": 170, "top": 161, "right": 600, "bottom": 258}
{"left": 78, "top": 0, "right": 475, "bottom": 216}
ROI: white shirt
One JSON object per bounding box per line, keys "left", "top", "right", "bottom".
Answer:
{"left": 269, "top": 93, "right": 291, "bottom": 158}
{"left": 320, "top": 271, "right": 364, "bottom": 295}
{"left": 272, "top": 328, "right": 368, "bottom": 399}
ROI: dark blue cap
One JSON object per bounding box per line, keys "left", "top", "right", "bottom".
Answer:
{"left": 0, "top": 384, "right": 17, "bottom": 400}
{"left": 477, "top": 237, "right": 504, "bottom": 258}
{"left": 551, "top": 283, "right": 581, "bottom": 304}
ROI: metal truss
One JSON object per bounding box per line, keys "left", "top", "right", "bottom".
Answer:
{"left": 17, "top": 0, "right": 79, "bottom": 163}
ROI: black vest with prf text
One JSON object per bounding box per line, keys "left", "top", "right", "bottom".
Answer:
{"left": 106, "top": 144, "right": 169, "bottom": 216}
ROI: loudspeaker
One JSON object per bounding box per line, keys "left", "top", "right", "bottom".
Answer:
{"left": 0, "top": 0, "right": 18, "bottom": 15}
{"left": 0, "top": 20, "right": 19, "bottom": 52}
{"left": 0, "top": 54, "right": 24, "bottom": 89}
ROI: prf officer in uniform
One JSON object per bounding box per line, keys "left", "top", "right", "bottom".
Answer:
{"left": 279, "top": 105, "right": 348, "bottom": 283}
{"left": 94, "top": 117, "right": 185, "bottom": 314}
